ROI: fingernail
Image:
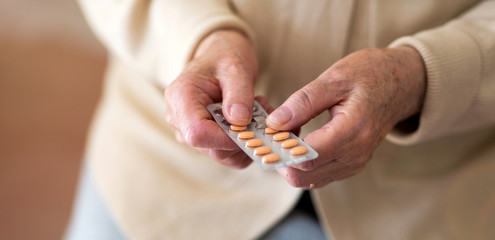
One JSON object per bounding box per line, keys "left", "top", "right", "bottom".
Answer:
{"left": 229, "top": 103, "right": 250, "bottom": 121}
{"left": 268, "top": 105, "right": 292, "bottom": 125}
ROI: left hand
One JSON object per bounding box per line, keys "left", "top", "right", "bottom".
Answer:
{"left": 164, "top": 30, "right": 258, "bottom": 169}
{"left": 266, "top": 47, "right": 426, "bottom": 189}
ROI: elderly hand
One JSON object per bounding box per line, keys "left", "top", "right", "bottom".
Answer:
{"left": 164, "top": 30, "right": 259, "bottom": 169}
{"left": 266, "top": 47, "right": 426, "bottom": 189}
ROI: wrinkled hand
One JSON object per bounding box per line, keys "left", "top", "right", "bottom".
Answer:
{"left": 266, "top": 47, "right": 426, "bottom": 189}
{"left": 164, "top": 30, "right": 259, "bottom": 169}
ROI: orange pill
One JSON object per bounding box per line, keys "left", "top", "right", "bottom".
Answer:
{"left": 265, "top": 127, "right": 279, "bottom": 134}
{"left": 273, "top": 132, "right": 290, "bottom": 141}
{"left": 230, "top": 125, "right": 247, "bottom": 131}
{"left": 254, "top": 146, "right": 271, "bottom": 155}
{"left": 238, "top": 131, "right": 255, "bottom": 140}
{"left": 262, "top": 153, "right": 280, "bottom": 163}
{"left": 246, "top": 139, "right": 263, "bottom": 148}
{"left": 290, "top": 146, "right": 308, "bottom": 155}
{"left": 282, "top": 139, "right": 298, "bottom": 148}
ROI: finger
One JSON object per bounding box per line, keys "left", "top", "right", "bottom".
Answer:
{"left": 321, "top": 163, "right": 367, "bottom": 183}
{"left": 196, "top": 147, "right": 236, "bottom": 160}
{"left": 166, "top": 76, "right": 238, "bottom": 150}
{"left": 218, "top": 57, "right": 255, "bottom": 126}
{"left": 165, "top": 73, "right": 220, "bottom": 129}
{"left": 175, "top": 130, "right": 186, "bottom": 144}
{"left": 266, "top": 75, "right": 351, "bottom": 130}
{"left": 255, "top": 95, "right": 301, "bottom": 135}
{"left": 183, "top": 120, "right": 239, "bottom": 150}
{"left": 277, "top": 167, "right": 316, "bottom": 189}
{"left": 169, "top": 108, "right": 238, "bottom": 151}
{"left": 207, "top": 148, "right": 239, "bottom": 160}
{"left": 290, "top": 103, "right": 364, "bottom": 172}
{"left": 311, "top": 162, "right": 367, "bottom": 188}
{"left": 277, "top": 161, "right": 366, "bottom": 189}
{"left": 199, "top": 148, "right": 252, "bottom": 169}
{"left": 217, "top": 150, "right": 252, "bottom": 169}
{"left": 308, "top": 164, "right": 366, "bottom": 189}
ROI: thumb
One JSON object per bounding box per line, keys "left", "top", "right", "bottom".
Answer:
{"left": 219, "top": 58, "right": 256, "bottom": 126}
{"left": 266, "top": 78, "right": 344, "bottom": 130}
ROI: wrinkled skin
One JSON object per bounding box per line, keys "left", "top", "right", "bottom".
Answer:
{"left": 165, "top": 30, "right": 426, "bottom": 189}
{"left": 266, "top": 47, "right": 426, "bottom": 189}
{"left": 165, "top": 30, "right": 259, "bottom": 169}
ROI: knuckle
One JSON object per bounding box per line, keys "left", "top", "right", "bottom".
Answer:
{"left": 183, "top": 123, "right": 204, "bottom": 148}
{"left": 218, "top": 54, "right": 245, "bottom": 76}
{"left": 359, "top": 121, "right": 378, "bottom": 140}
{"left": 360, "top": 127, "right": 374, "bottom": 142}
{"left": 164, "top": 80, "right": 183, "bottom": 105}
{"left": 291, "top": 88, "right": 314, "bottom": 112}
{"left": 326, "top": 66, "right": 348, "bottom": 82}
{"left": 221, "top": 53, "right": 243, "bottom": 65}
{"left": 324, "top": 70, "right": 353, "bottom": 96}
{"left": 164, "top": 111, "right": 174, "bottom": 125}
{"left": 174, "top": 131, "right": 186, "bottom": 144}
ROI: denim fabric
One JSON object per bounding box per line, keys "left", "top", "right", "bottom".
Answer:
{"left": 65, "top": 166, "right": 328, "bottom": 240}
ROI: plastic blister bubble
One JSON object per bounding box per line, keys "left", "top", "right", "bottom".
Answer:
{"left": 207, "top": 101, "right": 319, "bottom": 170}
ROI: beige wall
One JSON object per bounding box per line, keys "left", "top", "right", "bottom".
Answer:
{"left": 0, "top": 0, "right": 106, "bottom": 239}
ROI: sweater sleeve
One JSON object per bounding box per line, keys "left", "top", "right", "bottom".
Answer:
{"left": 77, "top": 0, "right": 254, "bottom": 87}
{"left": 386, "top": 0, "right": 495, "bottom": 145}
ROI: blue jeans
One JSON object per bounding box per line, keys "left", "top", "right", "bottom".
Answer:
{"left": 64, "top": 166, "right": 328, "bottom": 240}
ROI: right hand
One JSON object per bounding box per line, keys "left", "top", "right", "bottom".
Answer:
{"left": 164, "top": 30, "right": 259, "bottom": 169}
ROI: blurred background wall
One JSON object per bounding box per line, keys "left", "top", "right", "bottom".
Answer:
{"left": 0, "top": 0, "right": 106, "bottom": 239}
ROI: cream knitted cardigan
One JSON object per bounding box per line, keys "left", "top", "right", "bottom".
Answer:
{"left": 79, "top": 0, "right": 495, "bottom": 239}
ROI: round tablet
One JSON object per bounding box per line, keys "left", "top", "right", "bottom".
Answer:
{"left": 282, "top": 139, "right": 298, "bottom": 148}
{"left": 273, "top": 132, "right": 290, "bottom": 141}
{"left": 230, "top": 125, "right": 247, "bottom": 131}
{"left": 265, "top": 127, "right": 279, "bottom": 134}
{"left": 290, "top": 146, "right": 307, "bottom": 155}
{"left": 238, "top": 131, "right": 255, "bottom": 139}
{"left": 262, "top": 153, "right": 280, "bottom": 163}
{"left": 246, "top": 139, "right": 263, "bottom": 148}
{"left": 254, "top": 146, "right": 271, "bottom": 155}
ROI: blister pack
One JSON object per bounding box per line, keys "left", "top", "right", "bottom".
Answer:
{"left": 207, "top": 101, "right": 318, "bottom": 170}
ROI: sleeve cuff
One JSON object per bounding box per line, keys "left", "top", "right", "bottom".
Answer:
{"left": 386, "top": 22, "right": 482, "bottom": 145}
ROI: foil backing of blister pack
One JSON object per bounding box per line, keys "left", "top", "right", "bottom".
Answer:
{"left": 207, "top": 101, "right": 318, "bottom": 170}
